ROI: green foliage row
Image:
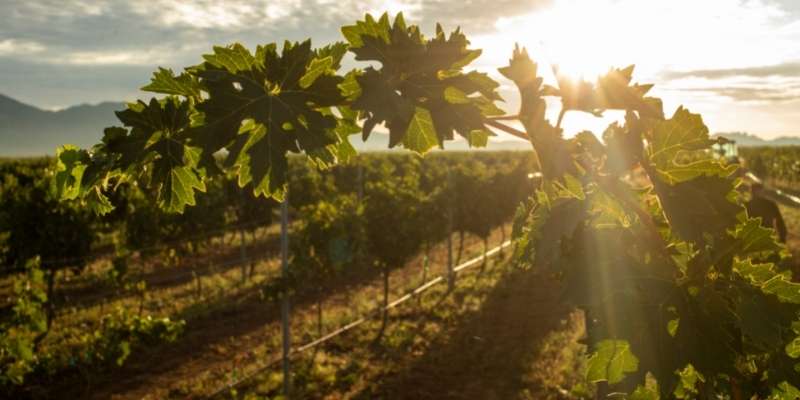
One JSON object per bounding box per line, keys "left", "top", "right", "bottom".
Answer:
{"left": 273, "top": 151, "right": 533, "bottom": 303}
{"left": 0, "top": 259, "right": 183, "bottom": 389}
{"left": 740, "top": 146, "right": 800, "bottom": 186}
{"left": 0, "top": 151, "right": 531, "bottom": 390}
{"left": 0, "top": 158, "right": 96, "bottom": 273}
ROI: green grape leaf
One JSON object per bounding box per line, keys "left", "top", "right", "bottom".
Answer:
{"left": 730, "top": 217, "right": 786, "bottom": 256}
{"left": 552, "top": 174, "right": 585, "bottom": 200}
{"left": 629, "top": 383, "right": 660, "bottom": 400}
{"left": 105, "top": 97, "right": 205, "bottom": 213}
{"left": 444, "top": 86, "right": 470, "bottom": 104}
{"left": 341, "top": 12, "right": 391, "bottom": 48}
{"left": 339, "top": 70, "right": 362, "bottom": 101}
{"left": 667, "top": 318, "right": 679, "bottom": 337}
{"left": 300, "top": 56, "right": 333, "bottom": 89}
{"left": 645, "top": 107, "right": 734, "bottom": 184}
{"left": 498, "top": 45, "right": 578, "bottom": 178}
{"left": 673, "top": 365, "right": 704, "bottom": 399}
{"left": 650, "top": 174, "right": 741, "bottom": 245}
{"left": 735, "top": 259, "right": 800, "bottom": 304}
{"left": 149, "top": 139, "right": 206, "bottom": 213}
{"left": 402, "top": 107, "right": 438, "bottom": 154}
{"left": 589, "top": 189, "right": 634, "bottom": 229}
{"left": 314, "top": 42, "right": 348, "bottom": 69}
{"left": 498, "top": 44, "right": 543, "bottom": 99}
{"left": 196, "top": 40, "right": 345, "bottom": 199}
{"left": 603, "top": 112, "right": 645, "bottom": 174}
{"left": 202, "top": 42, "right": 259, "bottom": 73}
{"left": 770, "top": 382, "right": 800, "bottom": 400}
{"left": 343, "top": 13, "right": 500, "bottom": 152}
{"left": 141, "top": 67, "right": 202, "bottom": 98}
{"left": 54, "top": 145, "right": 89, "bottom": 201}
{"left": 87, "top": 186, "right": 114, "bottom": 215}
{"left": 56, "top": 98, "right": 204, "bottom": 214}
{"left": 656, "top": 159, "right": 738, "bottom": 185}
{"left": 785, "top": 337, "right": 800, "bottom": 358}
{"left": 498, "top": 45, "right": 548, "bottom": 130}
{"left": 467, "top": 129, "right": 490, "bottom": 147}
{"left": 306, "top": 106, "right": 359, "bottom": 168}
{"left": 528, "top": 194, "right": 588, "bottom": 270}
{"left": 225, "top": 122, "right": 288, "bottom": 199}
{"left": 586, "top": 340, "right": 639, "bottom": 384}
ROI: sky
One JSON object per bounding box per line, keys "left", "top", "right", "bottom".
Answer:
{"left": 1, "top": 0, "right": 799, "bottom": 139}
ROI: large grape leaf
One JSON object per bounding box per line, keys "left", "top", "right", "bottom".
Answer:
{"left": 114, "top": 98, "right": 206, "bottom": 213}
{"left": 645, "top": 107, "right": 742, "bottom": 244}
{"left": 648, "top": 107, "right": 710, "bottom": 163}
{"left": 645, "top": 107, "right": 736, "bottom": 184}
{"left": 56, "top": 97, "right": 206, "bottom": 213}
{"left": 196, "top": 40, "right": 346, "bottom": 199}
{"left": 650, "top": 174, "right": 741, "bottom": 245}
{"left": 342, "top": 13, "right": 500, "bottom": 153}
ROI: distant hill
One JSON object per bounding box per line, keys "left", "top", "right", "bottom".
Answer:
{"left": 0, "top": 93, "right": 531, "bottom": 156}
{"left": 0, "top": 94, "right": 125, "bottom": 156}
{"left": 713, "top": 132, "right": 800, "bottom": 147}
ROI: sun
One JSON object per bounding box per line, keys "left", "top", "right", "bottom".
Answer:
{"left": 493, "top": 0, "right": 646, "bottom": 82}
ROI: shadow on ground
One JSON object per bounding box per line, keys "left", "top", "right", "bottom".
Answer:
{"left": 354, "top": 269, "right": 583, "bottom": 400}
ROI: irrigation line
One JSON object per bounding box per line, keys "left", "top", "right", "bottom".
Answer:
{"left": 206, "top": 240, "right": 512, "bottom": 399}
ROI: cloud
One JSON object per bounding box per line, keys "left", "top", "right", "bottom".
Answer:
{"left": 0, "top": 0, "right": 552, "bottom": 71}
{"left": 413, "top": 0, "right": 551, "bottom": 30}
{"left": 0, "top": 0, "right": 798, "bottom": 139}
{"left": 673, "top": 85, "right": 800, "bottom": 103}
{"left": 59, "top": 49, "right": 174, "bottom": 66}
{"left": 663, "top": 62, "right": 800, "bottom": 79}
{"left": 0, "top": 39, "right": 46, "bottom": 56}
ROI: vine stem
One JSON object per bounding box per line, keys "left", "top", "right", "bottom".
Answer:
{"left": 555, "top": 108, "right": 567, "bottom": 131}
{"left": 484, "top": 120, "right": 528, "bottom": 140}
{"left": 487, "top": 115, "right": 520, "bottom": 121}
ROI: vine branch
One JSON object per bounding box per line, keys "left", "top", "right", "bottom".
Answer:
{"left": 555, "top": 108, "right": 567, "bottom": 131}
{"left": 488, "top": 115, "right": 520, "bottom": 121}
{"left": 484, "top": 120, "right": 528, "bottom": 140}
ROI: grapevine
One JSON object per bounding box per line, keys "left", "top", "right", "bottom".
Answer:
{"left": 50, "top": 11, "right": 799, "bottom": 398}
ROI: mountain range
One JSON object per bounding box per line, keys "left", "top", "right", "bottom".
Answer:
{"left": 0, "top": 94, "right": 125, "bottom": 156}
{"left": 712, "top": 132, "right": 800, "bottom": 146}
{"left": 1, "top": 93, "right": 797, "bottom": 157}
